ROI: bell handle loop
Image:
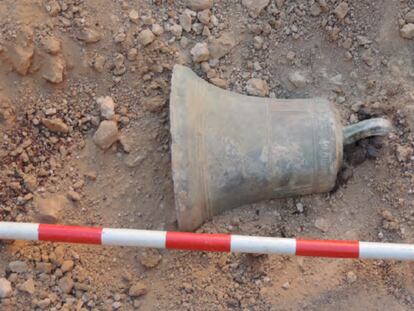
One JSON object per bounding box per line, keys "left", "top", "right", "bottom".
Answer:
{"left": 343, "top": 118, "right": 392, "bottom": 146}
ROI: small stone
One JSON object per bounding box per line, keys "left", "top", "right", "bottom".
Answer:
{"left": 61, "top": 260, "right": 74, "bottom": 273}
{"left": 180, "top": 11, "right": 193, "bottom": 32}
{"left": 296, "top": 203, "right": 304, "bottom": 213}
{"left": 310, "top": 3, "right": 321, "bottom": 16}
{"left": 139, "top": 249, "right": 162, "bottom": 268}
{"left": 97, "top": 96, "right": 116, "bottom": 120}
{"left": 113, "top": 301, "right": 122, "bottom": 309}
{"left": 253, "top": 36, "right": 264, "bottom": 49}
{"left": 282, "top": 282, "right": 290, "bottom": 290}
{"left": 129, "top": 9, "right": 139, "bottom": 23}
{"left": 35, "top": 262, "right": 53, "bottom": 274}
{"left": 170, "top": 24, "right": 183, "bottom": 38}
{"left": 24, "top": 174, "right": 37, "bottom": 192}
{"left": 18, "top": 278, "right": 35, "bottom": 294}
{"left": 42, "top": 36, "right": 61, "bottom": 55}
{"left": 129, "top": 282, "right": 147, "bottom": 297}
{"left": 246, "top": 78, "right": 269, "bottom": 97}
{"left": 67, "top": 190, "right": 81, "bottom": 202}
{"left": 197, "top": 10, "right": 211, "bottom": 25}
{"left": 186, "top": 0, "right": 213, "bottom": 11}
{"left": 405, "top": 11, "right": 414, "bottom": 23}
{"left": 152, "top": 24, "right": 164, "bottom": 36}
{"left": 202, "top": 26, "right": 211, "bottom": 37}
{"left": 77, "top": 28, "right": 102, "bottom": 43}
{"left": 37, "top": 298, "right": 51, "bottom": 309}
{"left": 286, "top": 51, "right": 296, "bottom": 61}
{"left": 315, "top": 218, "right": 330, "bottom": 232}
{"left": 346, "top": 271, "right": 357, "bottom": 284}
{"left": 42, "top": 118, "right": 69, "bottom": 133}
{"left": 35, "top": 194, "right": 70, "bottom": 224}
{"left": 143, "top": 95, "right": 165, "bottom": 113}
{"left": 210, "top": 77, "right": 229, "bottom": 89}
{"left": 11, "top": 45, "right": 34, "bottom": 76}
{"left": 114, "top": 31, "right": 126, "bottom": 43}
{"left": 42, "top": 55, "right": 65, "bottom": 83}
{"left": 94, "top": 55, "right": 106, "bottom": 72}
{"left": 138, "top": 29, "right": 155, "bottom": 46}
{"left": 8, "top": 261, "right": 28, "bottom": 273}
{"left": 58, "top": 276, "right": 73, "bottom": 294}
{"left": 400, "top": 24, "right": 414, "bottom": 39}
{"left": 334, "top": 2, "right": 349, "bottom": 20}
{"left": 242, "top": 0, "right": 270, "bottom": 18}
{"left": 119, "top": 135, "right": 132, "bottom": 153}
{"left": 93, "top": 121, "right": 119, "bottom": 150}
{"left": 288, "top": 71, "right": 308, "bottom": 88}
{"left": 275, "top": 0, "right": 284, "bottom": 8}
{"left": 396, "top": 145, "right": 413, "bottom": 162}
{"left": 0, "top": 278, "right": 12, "bottom": 298}
{"left": 191, "top": 42, "right": 210, "bottom": 62}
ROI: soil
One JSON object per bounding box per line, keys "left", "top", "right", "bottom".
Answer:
{"left": 1, "top": 0, "right": 414, "bottom": 310}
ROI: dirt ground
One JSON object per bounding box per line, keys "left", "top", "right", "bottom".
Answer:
{"left": 1, "top": 0, "right": 414, "bottom": 310}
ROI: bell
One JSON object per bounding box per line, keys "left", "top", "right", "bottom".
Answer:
{"left": 170, "top": 65, "right": 391, "bottom": 231}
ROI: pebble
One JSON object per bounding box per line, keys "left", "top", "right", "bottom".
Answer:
{"left": 396, "top": 145, "right": 413, "bottom": 162}
{"left": 77, "top": 28, "right": 102, "bottom": 43}
{"left": 198, "top": 10, "right": 211, "bottom": 25}
{"left": 152, "top": 24, "right": 164, "bottom": 36}
{"left": 334, "top": 2, "right": 349, "bottom": 20}
{"left": 180, "top": 10, "right": 193, "bottom": 32}
{"left": 400, "top": 24, "right": 414, "bottom": 39}
{"left": 35, "top": 194, "right": 70, "bottom": 224}
{"left": 18, "top": 278, "right": 35, "bottom": 294}
{"left": 170, "top": 24, "right": 183, "bottom": 38}
{"left": 129, "top": 282, "right": 148, "bottom": 297}
{"left": 58, "top": 276, "right": 74, "bottom": 294}
{"left": 11, "top": 44, "right": 34, "bottom": 76}
{"left": 253, "top": 36, "right": 264, "bottom": 49}
{"left": 42, "top": 36, "right": 61, "bottom": 55}
{"left": 138, "top": 29, "right": 155, "bottom": 46}
{"left": 143, "top": 95, "right": 165, "bottom": 113}
{"left": 61, "top": 260, "right": 74, "bottom": 273}
{"left": 405, "top": 11, "right": 414, "bottom": 23}
{"left": 94, "top": 55, "right": 106, "bottom": 72}
{"left": 93, "top": 120, "right": 119, "bottom": 150}
{"left": 97, "top": 96, "right": 116, "bottom": 120}
{"left": 242, "top": 0, "right": 270, "bottom": 18}
{"left": 346, "top": 271, "right": 357, "bottom": 284}
{"left": 0, "top": 278, "right": 12, "bottom": 298}
{"left": 191, "top": 42, "right": 210, "bottom": 62}
{"left": 41, "top": 118, "right": 69, "bottom": 133}
{"left": 186, "top": 0, "right": 213, "bottom": 11}
{"left": 246, "top": 78, "right": 269, "bottom": 97}
{"left": 129, "top": 9, "right": 139, "bottom": 23}
{"left": 288, "top": 71, "right": 308, "bottom": 88}
{"left": 282, "top": 282, "right": 290, "bottom": 290}
{"left": 67, "top": 190, "right": 81, "bottom": 202}
{"left": 296, "top": 202, "right": 304, "bottom": 213}
{"left": 24, "top": 174, "right": 37, "bottom": 192}
{"left": 9, "top": 261, "right": 28, "bottom": 273}
{"left": 314, "top": 217, "right": 330, "bottom": 232}
{"left": 42, "top": 55, "right": 65, "bottom": 83}
{"left": 139, "top": 249, "right": 162, "bottom": 268}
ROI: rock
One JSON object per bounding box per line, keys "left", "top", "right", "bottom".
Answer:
{"left": 129, "top": 282, "right": 148, "bottom": 297}
{"left": 334, "top": 2, "right": 349, "bottom": 20}
{"left": 18, "top": 278, "right": 35, "bottom": 294}
{"left": 186, "top": 0, "right": 213, "bottom": 11}
{"left": 282, "top": 282, "right": 290, "bottom": 290}
{"left": 37, "top": 298, "right": 51, "bottom": 309}
{"left": 400, "top": 24, "right": 414, "bottom": 39}
{"left": 208, "top": 32, "right": 236, "bottom": 59}
{"left": 275, "top": 0, "right": 284, "bottom": 8}
{"left": 242, "top": 0, "right": 270, "bottom": 18}
{"left": 8, "top": 261, "right": 28, "bottom": 273}
{"left": 180, "top": 10, "right": 193, "bottom": 32}
{"left": 67, "top": 190, "right": 81, "bottom": 202}
{"left": 129, "top": 9, "right": 139, "bottom": 23}
{"left": 42, "top": 36, "right": 61, "bottom": 55}
{"left": 46, "top": 0, "right": 61, "bottom": 16}
{"left": 315, "top": 217, "right": 330, "bottom": 232}
{"left": 77, "top": 28, "right": 102, "bottom": 43}
{"left": 139, "top": 249, "right": 162, "bottom": 268}
{"left": 42, "top": 55, "right": 65, "bottom": 83}
{"left": 346, "top": 271, "right": 357, "bottom": 284}
{"left": 138, "top": 29, "right": 155, "bottom": 46}
{"left": 253, "top": 36, "right": 264, "bottom": 49}
{"left": 288, "top": 71, "right": 308, "bottom": 88}
{"left": 0, "top": 278, "right": 12, "bottom": 298}
{"left": 310, "top": 3, "right": 322, "bottom": 16}
{"left": 119, "top": 135, "right": 132, "bottom": 153}
{"left": 405, "top": 11, "right": 414, "bottom": 23}
{"left": 198, "top": 10, "right": 211, "bottom": 25}
{"left": 170, "top": 24, "right": 183, "bottom": 38}
{"left": 35, "top": 262, "right": 53, "bottom": 274}
{"left": 93, "top": 120, "right": 119, "bottom": 150}
{"left": 35, "top": 194, "right": 70, "bottom": 224}
{"left": 191, "top": 42, "right": 210, "bottom": 62}
{"left": 127, "top": 48, "right": 138, "bottom": 61}
{"left": 152, "top": 24, "right": 164, "bottom": 36}
{"left": 11, "top": 45, "right": 34, "bottom": 76}
{"left": 296, "top": 203, "right": 304, "bottom": 213}
{"left": 0, "top": 94, "right": 15, "bottom": 126}
{"left": 246, "top": 78, "right": 269, "bottom": 97}
{"left": 58, "top": 276, "right": 73, "bottom": 294}
{"left": 210, "top": 77, "right": 229, "bottom": 89}
{"left": 97, "top": 96, "right": 115, "bottom": 120}
{"left": 396, "top": 145, "right": 413, "bottom": 162}
{"left": 143, "top": 95, "right": 165, "bottom": 113}
{"left": 61, "top": 260, "right": 74, "bottom": 273}
{"left": 23, "top": 174, "right": 37, "bottom": 192}
{"left": 42, "top": 118, "right": 69, "bottom": 133}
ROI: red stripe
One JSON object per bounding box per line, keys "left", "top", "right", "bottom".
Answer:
{"left": 296, "top": 239, "right": 359, "bottom": 258}
{"left": 166, "top": 232, "right": 231, "bottom": 252}
{"left": 38, "top": 224, "right": 102, "bottom": 244}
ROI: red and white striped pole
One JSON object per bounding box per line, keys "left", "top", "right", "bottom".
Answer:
{"left": 0, "top": 222, "right": 414, "bottom": 260}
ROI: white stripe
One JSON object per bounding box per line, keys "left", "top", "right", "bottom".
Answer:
{"left": 0, "top": 222, "right": 39, "bottom": 240}
{"left": 101, "top": 228, "right": 166, "bottom": 248}
{"left": 231, "top": 235, "right": 296, "bottom": 254}
{"left": 359, "top": 242, "right": 414, "bottom": 260}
